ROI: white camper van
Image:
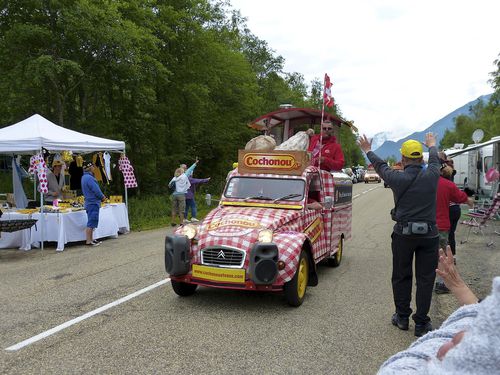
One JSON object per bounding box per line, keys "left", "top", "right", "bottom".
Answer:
{"left": 445, "top": 136, "right": 499, "bottom": 198}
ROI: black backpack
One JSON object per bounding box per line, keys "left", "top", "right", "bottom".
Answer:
{"left": 169, "top": 180, "right": 176, "bottom": 194}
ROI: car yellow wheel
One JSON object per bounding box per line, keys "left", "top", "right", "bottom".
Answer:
{"left": 284, "top": 250, "right": 309, "bottom": 306}
{"left": 327, "top": 236, "right": 343, "bottom": 267}
{"left": 297, "top": 256, "right": 308, "bottom": 299}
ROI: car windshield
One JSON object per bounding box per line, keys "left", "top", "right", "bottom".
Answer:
{"left": 224, "top": 177, "right": 305, "bottom": 201}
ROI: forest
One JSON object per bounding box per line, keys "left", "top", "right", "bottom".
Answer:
{"left": 0, "top": 0, "right": 364, "bottom": 197}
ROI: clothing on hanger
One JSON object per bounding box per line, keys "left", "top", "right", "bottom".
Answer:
{"left": 92, "top": 153, "right": 109, "bottom": 184}
{"left": 103, "top": 152, "right": 112, "bottom": 182}
{"left": 118, "top": 155, "right": 138, "bottom": 188}
{"left": 29, "top": 153, "right": 48, "bottom": 194}
{"left": 68, "top": 156, "right": 83, "bottom": 190}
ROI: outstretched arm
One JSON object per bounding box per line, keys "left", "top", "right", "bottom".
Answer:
{"left": 184, "top": 161, "right": 198, "bottom": 177}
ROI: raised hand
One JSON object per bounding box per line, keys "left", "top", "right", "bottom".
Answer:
{"left": 357, "top": 134, "right": 372, "bottom": 153}
{"left": 424, "top": 132, "right": 436, "bottom": 148}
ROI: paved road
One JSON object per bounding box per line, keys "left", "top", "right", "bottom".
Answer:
{"left": 0, "top": 182, "right": 497, "bottom": 374}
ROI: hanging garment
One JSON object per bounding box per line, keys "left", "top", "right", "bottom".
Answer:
{"left": 91, "top": 153, "right": 109, "bottom": 184}
{"left": 29, "top": 153, "right": 48, "bottom": 194}
{"left": 68, "top": 160, "right": 83, "bottom": 190}
{"left": 12, "top": 157, "right": 28, "bottom": 208}
{"left": 103, "top": 152, "right": 112, "bottom": 181}
{"left": 118, "top": 155, "right": 138, "bottom": 188}
{"left": 75, "top": 154, "right": 83, "bottom": 167}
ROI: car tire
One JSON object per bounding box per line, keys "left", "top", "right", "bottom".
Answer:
{"left": 171, "top": 280, "right": 198, "bottom": 296}
{"left": 327, "top": 236, "right": 343, "bottom": 267}
{"left": 284, "top": 250, "right": 309, "bottom": 307}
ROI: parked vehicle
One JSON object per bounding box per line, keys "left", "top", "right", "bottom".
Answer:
{"left": 343, "top": 167, "right": 357, "bottom": 183}
{"left": 446, "top": 136, "right": 499, "bottom": 198}
{"left": 364, "top": 169, "right": 381, "bottom": 183}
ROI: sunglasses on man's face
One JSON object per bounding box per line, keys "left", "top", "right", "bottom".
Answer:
{"left": 322, "top": 127, "right": 333, "bottom": 131}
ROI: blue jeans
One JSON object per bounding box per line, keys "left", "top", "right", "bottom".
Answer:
{"left": 184, "top": 198, "right": 197, "bottom": 219}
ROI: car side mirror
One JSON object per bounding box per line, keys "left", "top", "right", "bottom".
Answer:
{"left": 323, "top": 196, "right": 333, "bottom": 210}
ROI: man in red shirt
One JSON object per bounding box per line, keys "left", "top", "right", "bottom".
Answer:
{"left": 435, "top": 162, "right": 474, "bottom": 293}
{"left": 307, "top": 120, "right": 345, "bottom": 171}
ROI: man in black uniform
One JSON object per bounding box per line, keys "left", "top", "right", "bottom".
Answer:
{"left": 358, "top": 133, "right": 440, "bottom": 337}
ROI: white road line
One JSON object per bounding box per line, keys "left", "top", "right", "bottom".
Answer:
{"left": 5, "top": 278, "right": 171, "bottom": 352}
{"left": 354, "top": 185, "right": 381, "bottom": 199}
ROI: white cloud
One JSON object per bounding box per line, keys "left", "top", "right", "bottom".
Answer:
{"left": 229, "top": 0, "right": 499, "bottom": 140}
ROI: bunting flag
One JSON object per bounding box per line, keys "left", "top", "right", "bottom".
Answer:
{"left": 323, "top": 73, "right": 334, "bottom": 108}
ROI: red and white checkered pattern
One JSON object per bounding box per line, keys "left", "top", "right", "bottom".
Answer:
{"left": 197, "top": 206, "right": 303, "bottom": 251}
{"left": 274, "top": 232, "right": 306, "bottom": 283}
{"left": 172, "top": 165, "right": 352, "bottom": 288}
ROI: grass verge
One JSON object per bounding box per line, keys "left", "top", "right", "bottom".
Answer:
{"left": 128, "top": 194, "right": 216, "bottom": 231}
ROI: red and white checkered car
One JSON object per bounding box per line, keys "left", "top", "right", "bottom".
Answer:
{"left": 165, "top": 165, "right": 352, "bottom": 306}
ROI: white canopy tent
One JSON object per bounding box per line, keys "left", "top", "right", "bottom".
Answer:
{"left": 0, "top": 114, "right": 128, "bottom": 250}
{"left": 0, "top": 114, "right": 125, "bottom": 153}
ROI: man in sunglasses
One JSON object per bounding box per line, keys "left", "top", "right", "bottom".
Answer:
{"left": 307, "top": 120, "right": 345, "bottom": 171}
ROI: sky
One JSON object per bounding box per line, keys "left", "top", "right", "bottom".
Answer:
{"left": 228, "top": 0, "right": 499, "bottom": 140}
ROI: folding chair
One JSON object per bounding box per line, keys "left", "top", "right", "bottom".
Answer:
{"left": 460, "top": 193, "right": 500, "bottom": 245}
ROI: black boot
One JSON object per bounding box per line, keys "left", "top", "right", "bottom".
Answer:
{"left": 391, "top": 313, "right": 409, "bottom": 331}
{"left": 415, "top": 321, "right": 432, "bottom": 337}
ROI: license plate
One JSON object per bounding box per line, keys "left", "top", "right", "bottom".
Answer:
{"left": 192, "top": 265, "right": 246, "bottom": 284}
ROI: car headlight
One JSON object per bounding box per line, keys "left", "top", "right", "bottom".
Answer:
{"left": 181, "top": 224, "right": 198, "bottom": 240}
{"left": 258, "top": 229, "right": 273, "bottom": 243}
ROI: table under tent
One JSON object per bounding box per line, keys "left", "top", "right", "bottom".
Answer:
{"left": 0, "top": 114, "right": 131, "bottom": 251}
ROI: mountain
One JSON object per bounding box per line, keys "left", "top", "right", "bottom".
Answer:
{"left": 373, "top": 93, "right": 493, "bottom": 159}
{"left": 371, "top": 131, "right": 390, "bottom": 150}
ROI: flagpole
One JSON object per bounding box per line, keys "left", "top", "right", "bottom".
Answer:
{"left": 318, "top": 74, "right": 327, "bottom": 171}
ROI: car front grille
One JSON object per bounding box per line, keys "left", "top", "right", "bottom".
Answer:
{"left": 201, "top": 247, "right": 245, "bottom": 268}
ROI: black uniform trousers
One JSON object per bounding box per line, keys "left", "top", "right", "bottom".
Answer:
{"left": 391, "top": 232, "right": 439, "bottom": 324}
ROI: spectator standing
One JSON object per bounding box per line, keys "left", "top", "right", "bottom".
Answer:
{"left": 307, "top": 120, "right": 345, "bottom": 171}
{"left": 358, "top": 133, "right": 440, "bottom": 337}
{"left": 184, "top": 175, "right": 210, "bottom": 222}
{"left": 169, "top": 160, "right": 197, "bottom": 226}
{"left": 81, "top": 162, "right": 107, "bottom": 246}
{"left": 435, "top": 157, "right": 474, "bottom": 294}
{"left": 441, "top": 156, "right": 466, "bottom": 260}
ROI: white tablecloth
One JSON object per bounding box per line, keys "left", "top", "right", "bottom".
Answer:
{"left": 0, "top": 203, "right": 130, "bottom": 251}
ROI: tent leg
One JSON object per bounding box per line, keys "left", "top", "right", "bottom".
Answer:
{"left": 40, "top": 184, "right": 44, "bottom": 251}
{"left": 39, "top": 149, "right": 44, "bottom": 252}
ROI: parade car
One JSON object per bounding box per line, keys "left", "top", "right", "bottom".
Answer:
{"left": 165, "top": 150, "right": 352, "bottom": 306}
{"left": 364, "top": 169, "right": 381, "bottom": 183}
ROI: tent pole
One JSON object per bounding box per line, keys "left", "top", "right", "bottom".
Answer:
{"left": 123, "top": 150, "right": 128, "bottom": 208}
{"left": 39, "top": 149, "right": 44, "bottom": 252}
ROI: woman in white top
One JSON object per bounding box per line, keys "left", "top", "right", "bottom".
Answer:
{"left": 43, "top": 160, "right": 65, "bottom": 204}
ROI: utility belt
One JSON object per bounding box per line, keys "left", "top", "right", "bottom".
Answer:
{"left": 395, "top": 221, "right": 435, "bottom": 236}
